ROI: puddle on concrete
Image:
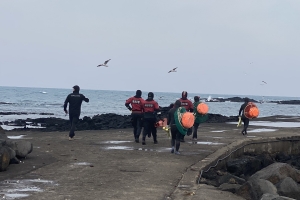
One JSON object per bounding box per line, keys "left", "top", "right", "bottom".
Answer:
{"left": 210, "top": 130, "right": 226, "bottom": 133}
{"left": 188, "top": 141, "right": 224, "bottom": 145}
{"left": 104, "top": 146, "right": 134, "bottom": 150}
{"left": 73, "top": 162, "right": 92, "bottom": 166}
{"left": 7, "top": 135, "right": 25, "bottom": 139}
{"left": 212, "top": 137, "right": 224, "bottom": 139}
{"left": 228, "top": 121, "right": 300, "bottom": 128}
{"left": 0, "top": 179, "right": 55, "bottom": 200}
{"left": 1, "top": 125, "right": 45, "bottom": 131}
{"left": 247, "top": 128, "right": 277, "bottom": 133}
{"left": 102, "top": 141, "right": 131, "bottom": 144}
{"left": 246, "top": 136, "right": 257, "bottom": 138}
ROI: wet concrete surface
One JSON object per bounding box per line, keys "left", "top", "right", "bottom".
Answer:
{"left": 1, "top": 116, "right": 300, "bottom": 200}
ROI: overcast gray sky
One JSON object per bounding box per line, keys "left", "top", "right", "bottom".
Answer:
{"left": 0, "top": 1, "right": 299, "bottom": 97}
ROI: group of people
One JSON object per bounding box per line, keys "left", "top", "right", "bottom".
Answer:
{"left": 124, "top": 90, "right": 207, "bottom": 154}
{"left": 63, "top": 85, "right": 251, "bottom": 154}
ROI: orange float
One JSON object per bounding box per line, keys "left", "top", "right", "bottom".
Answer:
{"left": 155, "top": 118, "right": 168, "bottom": 127}
{"left": 244, "top": 102, "right": 259, "bottom": 119}
{"left": 181, "top": 112, "right": 195, "bottom": 128}
{"left": 197, "top": 103, "right": 209, "bottom": 114}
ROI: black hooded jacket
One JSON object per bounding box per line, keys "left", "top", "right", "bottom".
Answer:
{"left": 167, "top": 100, "right": 181, "bottom": 126}
{"left": 64, "top": 91, "right": 89, "bottom": 116}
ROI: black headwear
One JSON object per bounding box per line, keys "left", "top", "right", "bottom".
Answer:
{"left": 73, "top": 85, "right": 80, "bottom": 92}
{"left": 182, "top": 91, "right": 188, "bottom": 99}
{"left": 135, "top": 90, "right": 142, "bottom": 97}
{"left": 194, "top": 96, "right": 200, "bottom": 102}
{"left": 148, "top": 92, "right": 154, "bottom": 99}
{"left": 244, "top": 97, "right": 250, "bottom": 103}
{"left": 174, "top": 100, "right": 181, "bottom": 108}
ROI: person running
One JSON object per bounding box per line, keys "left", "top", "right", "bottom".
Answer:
{"left": 141, "top": 92, "right": 160, "bottom": 145}
{"left": 64, "top": 85, "right": 89, "bottom": 140}
{"left": 239, "top": 97, "right": 250, "bottom": 135}
{"left": 167, "top": 100, "right": 182, "bottom": 155}
{"left": 125, "top": 90, "right": 144, "bottom": 143}
{"left": 178, "top": 91, "right": 193, "bottom": 142}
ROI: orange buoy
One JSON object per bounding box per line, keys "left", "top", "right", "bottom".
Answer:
{"left": 197, "top": 103, "right": 209, "bottom": 114}
{"left": 181, "top": 112, "right": 195, "bottom": 129}
{"left": 155, "top": 118, "right": 168, "bottom": 127}
{"left": 244, "top": 102, "right": 259, "bottom": 119}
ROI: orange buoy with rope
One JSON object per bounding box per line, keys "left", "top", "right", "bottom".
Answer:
{"left": 197, "top": 103, "right": 209, "bottom": 115}
{"left": 181, "top": 112, "right": 195, "bottom": 129}
{"left": 244, "top": 102, "right": 259, "bottom": 119}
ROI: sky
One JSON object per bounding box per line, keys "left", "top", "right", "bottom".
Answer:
{"left": 0, "top": 0, "right": 300, "bottom": 97}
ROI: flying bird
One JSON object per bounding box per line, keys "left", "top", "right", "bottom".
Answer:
{"left": 168, "top": 67, "right": 177, "bottom": 73}
{"left": 262, "top": 81, "right": 267, "bottom": 84}
{"left": 97, "top": 59, "right": 111, "bottom": 67}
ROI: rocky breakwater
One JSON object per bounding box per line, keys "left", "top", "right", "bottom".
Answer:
{"left": 0, "top": 126, "right": 33, "bottom": 171}
{"left": 0, "top": 107, "right": 238, "bottom": 132}
{"left": 201, "top": 152, "right": 300, "bottom": 200}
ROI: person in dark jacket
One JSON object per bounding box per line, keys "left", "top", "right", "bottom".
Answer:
{"left": 141, "top": 92, "right": 160, "bottom": 145}
{"left": 179, "top": 91, "right": 194, "bottom": 142}
{"left": 125, "top": 90, "right": 144, "bottom": 143}
{"left": 192, "top": 96, "right": 201, "bottom": 140}
{"left": 64, "top": 85, "right": 89, "bottom": 140}
{"left": 167, "top": 100, "right": 182, "bottom": 155}
{"left": 239, "top": 97, "right": 250, "bottom": 135}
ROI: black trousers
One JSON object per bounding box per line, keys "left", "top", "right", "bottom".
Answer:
{"left": 142, "top": 118, "right": 157, "bottom": 141}
{"left": 69, "top": 114, "right": 79, "bottom": 138}
{"left": 131, "top": 113, "right": 143, "bottom": 139}
{"left": 171, "top": 124, "right": 181, "bottom": 151}
{"left": 192, "top": 122, "right": 200, "bottom": 139}
{"left": 242, "top": 117, "right": 249, "bottom": 134}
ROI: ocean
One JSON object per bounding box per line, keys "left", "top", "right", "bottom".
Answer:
{"left": 0, "top": 86, "right": 300, "bottom": 123}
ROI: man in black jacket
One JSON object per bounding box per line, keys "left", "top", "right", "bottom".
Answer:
{"left": 64, "top": 85, "right": 89, "bottom": 140}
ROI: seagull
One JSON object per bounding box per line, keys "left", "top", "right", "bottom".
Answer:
{"left": 97, "top": 59, "right": 111, "bottom": 67}
{"left": 168, "top": 67, "right": 177, "bottom": 73}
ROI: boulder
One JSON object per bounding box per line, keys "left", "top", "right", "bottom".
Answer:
{"left": 277, "top": 177, "right": 300, "bottom": 199}
{"left": 218, "top": 173, "right": 246, "bottom": 185}
{"left": 260, "top": 193, "right": 296, "bottom": 200}
{"left": 236, "top": 178, "right": 277, "bottom": 200}
{"left": 251, "top": 163, "right": 300, "bottom": 184}
{"left": 226, "top": 155, "right": 265, "bottom": 177}
{"left": 218, "top": 183, "right": 241, "bottom": 193}
{"left": 5, "top": 140, "right": 33, "bottom": 158}
{"left": 0, "top": 147, "right": 10, "bottom": 171}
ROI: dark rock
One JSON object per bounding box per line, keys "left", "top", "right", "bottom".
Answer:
{"left": 277, "top": 177, "right": 300, "bottom": 199}
{"left": 218, "top": 183, "right": 241, "bottom": 193}
{"left": 226, "top": 155, "right": 266, "bottom": 177}
{"left": 236, "top": 178, "right": 277, "bottom": 200}
{"left": 0, "top": 147, "right": 10, "bottom": 171}
{"left": 218, "top": 173, "right": 246, "bottom": 185}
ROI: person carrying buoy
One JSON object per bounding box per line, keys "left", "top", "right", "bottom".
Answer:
{"left": 125, "top": 90, "right": 144, "bottom": 143}
{"left": 167, "top": 100, "right": 195, "bottom": 155}
{"left": 192, "top": 96, "right": 209, "bottom": 140}
{"left": 141, "top": 92, "right": 160, "bottom": 145}
{"left": 238, "top": 97, "right": 259, "bottom": 135}
{"left": 178, "top": 91, "right": 194, "bottom": 142}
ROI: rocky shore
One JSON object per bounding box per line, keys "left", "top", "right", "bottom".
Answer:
{"left": 201, "top": 151, "right": 300, "bottom": 200}
{"left": 0, "top": 106, "right": 238, "bottom": 132}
